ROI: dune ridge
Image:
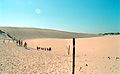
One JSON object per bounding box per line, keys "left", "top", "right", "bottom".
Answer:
{"left": 0, "top": 27, "right": 98, "bottom": 39}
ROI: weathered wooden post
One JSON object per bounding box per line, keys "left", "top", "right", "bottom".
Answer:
{"left": 72, "top": 38, "right": 75, "bottom": 74}
{"left": 67, "top": 45, "right": 70, "bottom": 55}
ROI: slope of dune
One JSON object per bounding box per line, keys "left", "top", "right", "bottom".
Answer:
{"left": 0, "top": 40, "right": 72, "bottom": 74}
{"left": 0, "top": 27, "right": 120, "bottom": 74}
{"left": 0, "top": 27, "right": 98, "bottom": 39}
{"left": 25, "top": 35, "right": 120, "bottom": 56}
{"left": 23, "top": 35, "right": 120, "bottom": 74}
{"left": 0, "top": 35, "right": 120, "bottom": 74}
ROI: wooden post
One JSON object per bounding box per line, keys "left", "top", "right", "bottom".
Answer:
{"left": 72, "top": 38, "right": 75, "bottom": 74}
{"left": 67, "top": 45, "right": 70, "bottom": 55}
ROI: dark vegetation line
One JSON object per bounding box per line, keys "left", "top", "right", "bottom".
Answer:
{"left": 0, "top": 30, "right": 28, "bottom": 49}
{"left": 99, "top": 32, "right": 120, "bottom": 35}
{"left": 0, "top": 30, "right": 16, "bottom": 40}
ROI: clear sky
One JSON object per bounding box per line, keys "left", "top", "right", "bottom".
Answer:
{"left": 0, "top": 0, "right": 120, "bottom": 33}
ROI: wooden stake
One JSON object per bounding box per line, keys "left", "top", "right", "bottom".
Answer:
{"left": 72, "top": 38, "right": 75, "bottom": 74}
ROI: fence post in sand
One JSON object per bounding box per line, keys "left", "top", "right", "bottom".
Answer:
{"left": 67, "top": 45, "right": 70, "bottom": 55}
{"left": 72, "top": 38, "right": 75, "bottom": 74}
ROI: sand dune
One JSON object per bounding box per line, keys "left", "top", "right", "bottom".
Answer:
{"left": 0, "top": 40, "right": 72, "bottom": 74}
{"left": 25, "top": 35, "right": 120, "bottom": 56}
{"left": 0, "top": 27, "right": 120, "bottom": 74}
{"left": 24, "top": 35, "right": 120, "bottom": 74}
{"left": 0, "top": 27, "right": 98, "bottom": 39}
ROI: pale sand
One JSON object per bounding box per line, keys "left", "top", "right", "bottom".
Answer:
{"left": 25, "top": 35, "right": 120, "bottom": 56}
{"left": 0, "top": 35, "right": 120, "bottom": 74}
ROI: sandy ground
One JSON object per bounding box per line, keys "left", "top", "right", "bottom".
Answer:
{"left": 0, "top": 35, "right": 120, "bottom": 74}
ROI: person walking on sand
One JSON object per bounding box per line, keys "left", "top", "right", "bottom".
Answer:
{"left": 37, "top": 46, "right": 39, "bottom": 50}
{"left": 16, "top": 40, "right": 18, "bottom": 46}
{"left": 18, "top": 40, "right": 20, "bottom": 46}
{"left": 24, "top": 42, "right": 27, "bottom": 49}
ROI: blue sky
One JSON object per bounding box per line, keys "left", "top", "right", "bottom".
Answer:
{"left": 0, "top": 0, "right": 120, "bottom": 33}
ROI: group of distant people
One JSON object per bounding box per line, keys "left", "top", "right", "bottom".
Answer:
{"left": 107, "top": 56, "right": 120, "bottom": 60}
{"left": 37, "top": 46, "right": 51, "bottom": 51}
{"left": 16, "top": 40, "right": 27, "bottom": 49}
